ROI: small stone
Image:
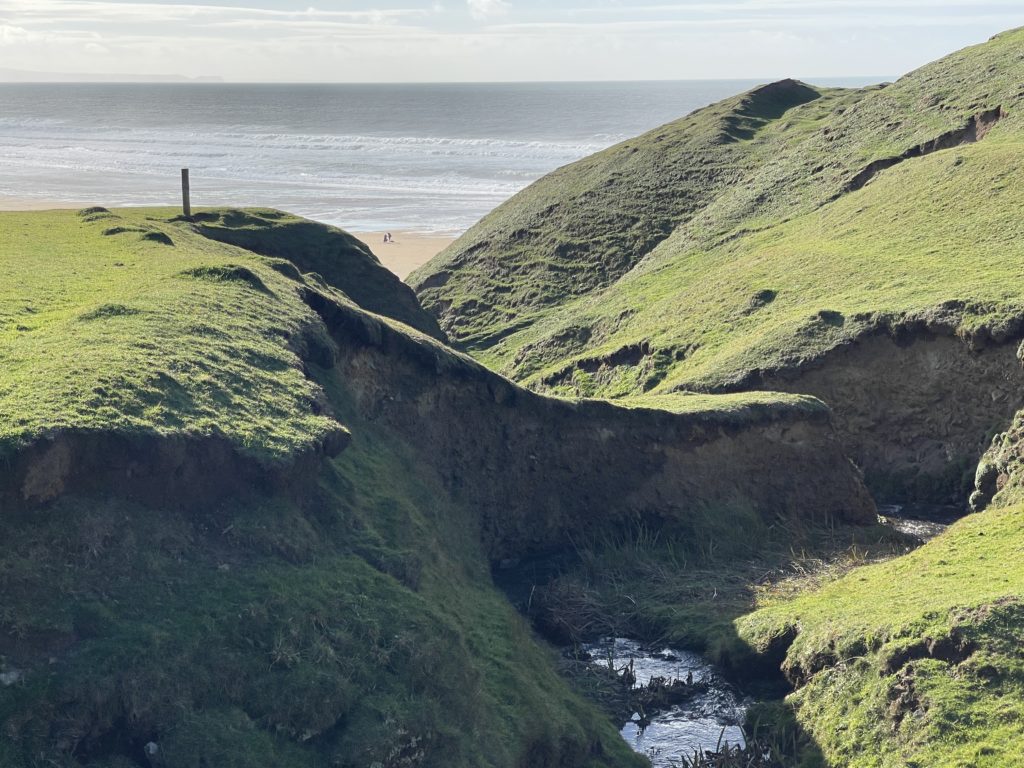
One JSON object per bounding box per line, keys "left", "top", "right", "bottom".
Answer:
{"left": 0, "top": 670, "right": 23, "bottom": 686}
{"left": 145, "top": 742, "right": 159, "bottom": 756}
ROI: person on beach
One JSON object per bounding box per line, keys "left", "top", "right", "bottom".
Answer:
{"left": 387, "top": 232, "right": 393, "bottom": 243}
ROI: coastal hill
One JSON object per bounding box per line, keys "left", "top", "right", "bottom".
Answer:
{"left": 7, "top": 27, "right": 1024, "bottom": 768}
{"left": 409, "top": 26, "right": 1024, "bottom": 767}
{"left": 0, "top": 207, "right": 870, "bottom": 767}
{"left": 411, "top": 27, "right": 1024, "bottom": 504}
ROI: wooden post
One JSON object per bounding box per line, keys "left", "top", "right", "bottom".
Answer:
{"left": 181, "top": 168, "right": 191, "bottom": 218}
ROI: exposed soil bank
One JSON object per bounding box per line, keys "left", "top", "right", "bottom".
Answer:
{"left": 757, "top": 330, "right": 1024, "bottom": 504}
{"left": 311, "top": 292, "right": 875, "bottom": 560}
{"left": 0, "top": 427, "right": 349, "bottom": 513}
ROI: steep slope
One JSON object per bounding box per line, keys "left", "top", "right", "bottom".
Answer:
{"left": 0, "top": 208, "right": 872, "bottom": 767}
{"left": 409, "top": 78, "right": 829, "bottom": 347}
{"left": 193, "top": 208, "right": 446, "bottom": 341}
{"left": 413, "top": 28, "right": 1024, "bottom": 502}
{"left": 412, "top": 28, "right": 1023, "bottom": 352}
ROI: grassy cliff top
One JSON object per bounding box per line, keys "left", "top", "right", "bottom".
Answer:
{"left": 0, "top": 207, "right": 813, "bottom": 465}
{"left": 412, "top": 27, "right": 1024, "bottom": 398}
{"left": 0, "top": 207, "right": 421, "bottom": 462}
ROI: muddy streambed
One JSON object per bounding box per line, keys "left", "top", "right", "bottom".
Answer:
{"left": 577, "top": 638, "right": 750, "bottom": 766}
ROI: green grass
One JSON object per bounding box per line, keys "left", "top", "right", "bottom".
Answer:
{"left": 736, "top": 501, "right": 1024, "bottom": 767}
{"left": 0, "top": 207, "right": 341, "bottom": 462}
{"left": 606, "top": 390, "right": 827, "bottom": 421}
{"left": 499, "top": 134, "right": 1024, "bottom": 395}
{"left": 412, "top": 27, "right": 1024, "bottom": 398}
{"left": 0, "top": 206, "right": 653, "bottom": 767}
{"left": 192, "top": 208, "right": 445, "bottom": 340}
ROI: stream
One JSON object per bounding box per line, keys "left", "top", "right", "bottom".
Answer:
{"left": 877, "top": 502, "right": 961, "bottom": 541}
{"left": 528, "top": 503, "right": 964, "bottom": 765}
{"left": 579, "top": 638, "right": 750, "bottom": 767}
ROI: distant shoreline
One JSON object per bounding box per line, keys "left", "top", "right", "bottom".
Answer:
{"left": 0, "top": 197, "right": 454, "bottom": 279}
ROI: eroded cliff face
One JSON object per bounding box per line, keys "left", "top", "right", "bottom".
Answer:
{"left": 758, "top": 330, "right": 1024, "bottom": 504}
{"left": 2, "top": 428, "right": 350, "bottom": 512}
{"left": 316, "top": 298, "right": 875, "bottom": 561}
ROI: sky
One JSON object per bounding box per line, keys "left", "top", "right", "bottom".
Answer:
{"left": 0, "top": 0, "right": 1021, "bottom": 82}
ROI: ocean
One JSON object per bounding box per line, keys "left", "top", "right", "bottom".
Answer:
{"left": 0, "top": 80, "right": 881, "bottom": 234}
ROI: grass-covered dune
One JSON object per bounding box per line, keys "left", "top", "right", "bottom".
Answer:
{"left": 191, "top": 208, "right": 446, "bottom": 342}
{"left": 412, "top": 27, "right": 1024, "bottom": 503}
{"left": 0, "top": 208, "right": 872, "bottom": 767}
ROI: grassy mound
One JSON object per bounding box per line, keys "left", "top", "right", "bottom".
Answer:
{"left": 411, "top": 28, "right": 1024, "bottom": 398}
{"left": 192, "top": 208, "right": 446, "bottom": 341}
{"left": 0, "top": 208, "right": 342, "bottom": 463}
{"left": 0, "top": 208, "right": 651, "bottom": 768}
{"left": 737, "top": 501, "right": 1024, "bottom": 767}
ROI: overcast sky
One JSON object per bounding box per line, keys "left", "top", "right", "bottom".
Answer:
{"left": 0, "top": 1, "right": 1021, "bottom": 82}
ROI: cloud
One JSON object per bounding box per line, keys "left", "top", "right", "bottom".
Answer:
{"left": 0, "top": 0, "right": 1015, "bottom": 81}
{"left": 0, "top": 1, "right": 427, "bottom": 25}
{"left": 467, "top": 0, "right": 509, "bottom": 21}
{"left": 0, "top": 23, "right": 32, "bottom": 44}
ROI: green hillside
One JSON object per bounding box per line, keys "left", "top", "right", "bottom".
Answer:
{"left": 0, "top": 208, "right": 645, "bottom": 768}
{"left": 411, "top": 27, "right": 1024, "bottom": 504}
{"left": 404, "top": 26, "right": 1024, "bottom": 767}
{"left": 0, "top": 207, "right": 875, "bottom": 767}
{"left": 411, "top": 27, "right": 1024, "bottom": 395}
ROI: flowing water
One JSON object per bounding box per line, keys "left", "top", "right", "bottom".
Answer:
{"left": 877, "top": 502, "right": 962, "bottom": 541}
{"left": 581, "top": 638, "right": 749, "bottom": 767}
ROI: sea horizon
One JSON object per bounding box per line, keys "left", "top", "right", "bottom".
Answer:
{"left": 0, "top": 78, "right": 886, "bottom": 235}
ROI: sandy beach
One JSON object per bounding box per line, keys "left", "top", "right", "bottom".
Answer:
{"left": 352, "top": 232, "right": 455, "bottom": 280}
